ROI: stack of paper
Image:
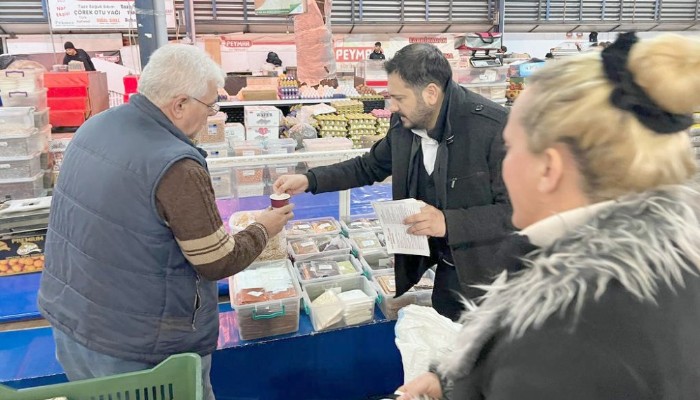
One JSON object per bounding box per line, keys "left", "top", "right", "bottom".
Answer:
{"left": 372, "top": 199, "right": 430, "bottom": 256}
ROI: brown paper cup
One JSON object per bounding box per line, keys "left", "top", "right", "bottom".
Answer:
{"left": 270, "top": 193, "right": 291, "bottom": 208}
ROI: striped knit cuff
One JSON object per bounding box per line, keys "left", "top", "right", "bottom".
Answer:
{"left": 250, "top": 222, "right": 269, "bottom": 243}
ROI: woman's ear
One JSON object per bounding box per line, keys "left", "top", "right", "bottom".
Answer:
{"left": 537, "top": 147, "right": 565, "bottom": 194}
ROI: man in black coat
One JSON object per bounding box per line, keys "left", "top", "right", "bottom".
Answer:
{"left": 369, "top": 42, "right": 386, "bottom": 60}
{"left": 274, "top": 44, "right": 512, "bottom": 320}
{"left": 63, "top": 42, "right": 96, "bottom": 71}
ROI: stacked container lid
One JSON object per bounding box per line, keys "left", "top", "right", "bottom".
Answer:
{"left": 692, "top": 112, "right": 700, "bottom": 177}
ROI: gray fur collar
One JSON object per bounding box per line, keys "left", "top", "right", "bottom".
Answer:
{"left": 439, "top": 185, "right": 700, "bottom": 380}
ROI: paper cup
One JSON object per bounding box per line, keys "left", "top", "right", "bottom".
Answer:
{"left": 270, "top": 193, "right": 291, "bottom": 208}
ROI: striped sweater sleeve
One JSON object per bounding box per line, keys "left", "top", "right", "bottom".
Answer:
{"left": 155, "top": 158, "right": 267, "bottom": 281}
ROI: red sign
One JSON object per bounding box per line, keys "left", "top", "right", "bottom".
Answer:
{"left": 335, "top": 47, "right": 373, "bottom": 62}
{"left": 221, "top": 39, "right": 252, "bottom": 48}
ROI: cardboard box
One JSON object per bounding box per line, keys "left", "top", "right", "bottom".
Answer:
{"left": 244, "top": 106, "right": 282, "bottom": 127}
{"left": 246, "top": 125, "right": 280, "bottom": 141}
{"left": 246, "top": 76, "right": 279, "bottom": 87}
{"left": 0, "top": 231, "right": 46, "bottom": 276}
{"left": 240, "top": 88, "right": 278, "bottom": 101}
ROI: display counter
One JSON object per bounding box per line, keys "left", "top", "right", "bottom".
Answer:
{"left": 0, "top": 303, "right": 403, "bottom": 400}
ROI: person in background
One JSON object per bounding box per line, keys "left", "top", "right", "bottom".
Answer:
{"left": 261, "top": 51, "right": 283, "bottom": 75}
{"left": 274, "top": 43, "right": 512, "bottom": 321}
{"left": 369, "top": 42, "right": 386, "bottom": 60}
{"left": 38, "top": 44, "right": 294, "bottom": 400}
{"left": 398, "top": 32, "right": 700, "bottom": 400}
{"left": 62, "top": 41, "right": 96, "bottom": 71}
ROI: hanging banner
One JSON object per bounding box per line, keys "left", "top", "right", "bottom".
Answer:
{"left": 47, "top": 0, "right": 176, "bottom": 30}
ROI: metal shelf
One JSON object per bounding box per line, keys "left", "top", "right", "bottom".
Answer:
{"left": 218, "top": 99, "right": 332, "bottom": 108}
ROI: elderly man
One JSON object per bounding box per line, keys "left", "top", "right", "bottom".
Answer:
{"left": 38, "top": 44, "right": 293, "bottom": 400}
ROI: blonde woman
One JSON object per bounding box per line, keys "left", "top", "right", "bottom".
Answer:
{"left": 398, "top": 32, "right": 700, "bottom": 400}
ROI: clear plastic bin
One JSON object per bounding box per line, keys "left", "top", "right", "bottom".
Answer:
{"left": 33, "top": 108, "right": 50, "bottom": 128}
{"left": 233, "top": 166, "right": 265, "bottom": 185}
{"left": 232, "top": 140, "right": 265, "bottom": 157}
{"left": 202, "top": 143, "right": 229, "bottom": 159}
{"left": 0, "top": 152, "right": 41, "bottom": 180}
{"left": 286, "top": 217, "right": 341, "bottom": 238}
{"left": 236, "top": 183, "right": 266, "bottom": 198}
{"left": 266, "top": 164, "right": 296, "bottom": 182}
{"left": 294, "top": 254, "right": 363, "bottom": 286}
{"left": 0, "top": 107, "right": 34, "bottom": 134}
{"left": 209, "top": 168, "right": 233, "bottom": 198}
{"left": 340, "top": 214, "right": 382, "bottom": 236}
{"left": 0, "top": 88, "right": 48, "bottom": 110}
{"left": 348, "top": 231, "right": 386, "bottom": 256}
{"left": 0, "top": 69, "right": 44, "bottom": 92}
{"left": 288, "top": 234, "right": 352, "bottom": 261}
{"left": 302, "top": 275, "right": 378, "bottom": 332}
{"left": 372, "top": 269, "right": 434, "bottom": 320}
{"left": 265, "top": 138, "right": 297, "bottom": 155}
{"left": 455, "top": 66, "right": 509, "bottom": 85}
{"left": 229, "top": 260, "right": 302, "bottom": 340}
{"left": 0, "top": 172, "right": 45, "bottom": 200}
{"left": 0, "top": 128, "right": 41, "bottom": 158}
{"left": 360, "top": 249, "right": 394, "bottom": 278}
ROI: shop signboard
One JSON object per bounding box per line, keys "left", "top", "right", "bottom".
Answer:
{"left": 254, "top": 0, "right": 307, "bottom": 15}
{"left": 46, "top": 0, "right": 176, "bottom": 30}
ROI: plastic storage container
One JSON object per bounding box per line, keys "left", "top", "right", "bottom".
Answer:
{"left": 232, "top": 140, "right": 265, "bottom": 156}
{"left": 373, "top": 269, "right": 434, "bottom": 320}
{"left": 455, "top": 66, "right": 509, "bottom": 86}
{"left": 348, "top": 231, "right": 386, "bottom": 256}
{"left": 229, "top": 260, "right": 302, "bottom": 340}
{"left": 340, "top": 214, "right": 382, "bottom": 236}
{"left": 233, "top": 166, "right": 265, "bottom": 184}
{"left": 0, "top": 152, "right": 41, "bottom": 180}
{"left": 288, "top": 235, "right": 352, "bottom": 261}
{"left": 0, "top": 129, "right": 41, "bottom": 158}
{"left": 302, "top": 275, "right": 378, "bottom": 331}
{"left": 236, "top": 183, "right": 266, "bottom": 198}
{"left": 198, "top": 113, "right": 227, "bottom": 144}
{"left": 265, "top": 138, "right": 297, "bottom": 155}
{"left": 0, "top": 353, "right": 202, "bottom": 400}
{"left": 294, "top": 254, "right": 363, "bottom": 285}
{"left": 33, "top": 107, "right": 50, "bottom": 128}
{"left": 286, "top": 217, "right": 342, "bottom": 238}
{"left": 0, "top": 69, "right": 44, "bottom": 92}
{"left": 0, "top": 107, "right": 34, "bottom": 134}
{"left": 360, "top": 249, "right": 394, "bottom": 277}
{"left": 210, "top": 168, "right": 234, "bottom": 198}
{"left": 266, "top": 164, "right": 296, "bottom": 182}
{"left": 0, "top": 88, "right": 48, "bottom": 110}
{"left": 202, "top": 143, "right": 229, "bottom": 159}
{"left": 0, "top": 172, "right": 45, "bottom": 200}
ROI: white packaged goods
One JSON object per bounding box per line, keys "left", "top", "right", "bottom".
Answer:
{"left": 246, "top": 125, "right": 279, "bottom": 141}
{"left": 303, "top": 276, "right": 378, "bottom": 331}
{"left": 244, "top": 106, "right": 282, "bottom": 127}
{"left": 202, "top": 144, "right": 228, "bottom": 158}
{"left": 225, "top": 123, "right": 245, "bottom": 142}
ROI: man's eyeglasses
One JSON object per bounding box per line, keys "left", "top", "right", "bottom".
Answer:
{"left": 190, "top": 97, "right": 220, "bottom": 116}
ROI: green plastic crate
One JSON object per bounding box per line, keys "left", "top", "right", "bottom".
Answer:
{"left": 0, "top": 353, "right": 202, "bottom": 400}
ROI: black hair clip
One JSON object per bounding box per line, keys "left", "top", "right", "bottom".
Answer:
{"left": 601, "top": 32, "right": 693, "bottom": 134}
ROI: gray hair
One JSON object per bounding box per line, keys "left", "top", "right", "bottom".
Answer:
{"left": 138, "top": 44, "right": 225, "bottom": 107}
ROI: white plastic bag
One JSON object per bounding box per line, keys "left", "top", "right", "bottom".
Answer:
{"left": 394, "top": 304, "right": 462, "bottom": 383}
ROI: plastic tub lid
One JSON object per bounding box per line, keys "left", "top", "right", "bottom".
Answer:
{"left": 0, "top": 171, "right": 43, "bottom": 184}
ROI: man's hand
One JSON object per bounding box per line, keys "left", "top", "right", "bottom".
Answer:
{"left": 404, "top": 205, "right": 446, "bottom": 238}
{"left": 273, "top": 174, "right": 309, "bottom": 195}
{"left": 396, "top": 372, "right": 443, "bottom": 400}
{"left": 255, "top": 204, "right": 295, "bottom": 237}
